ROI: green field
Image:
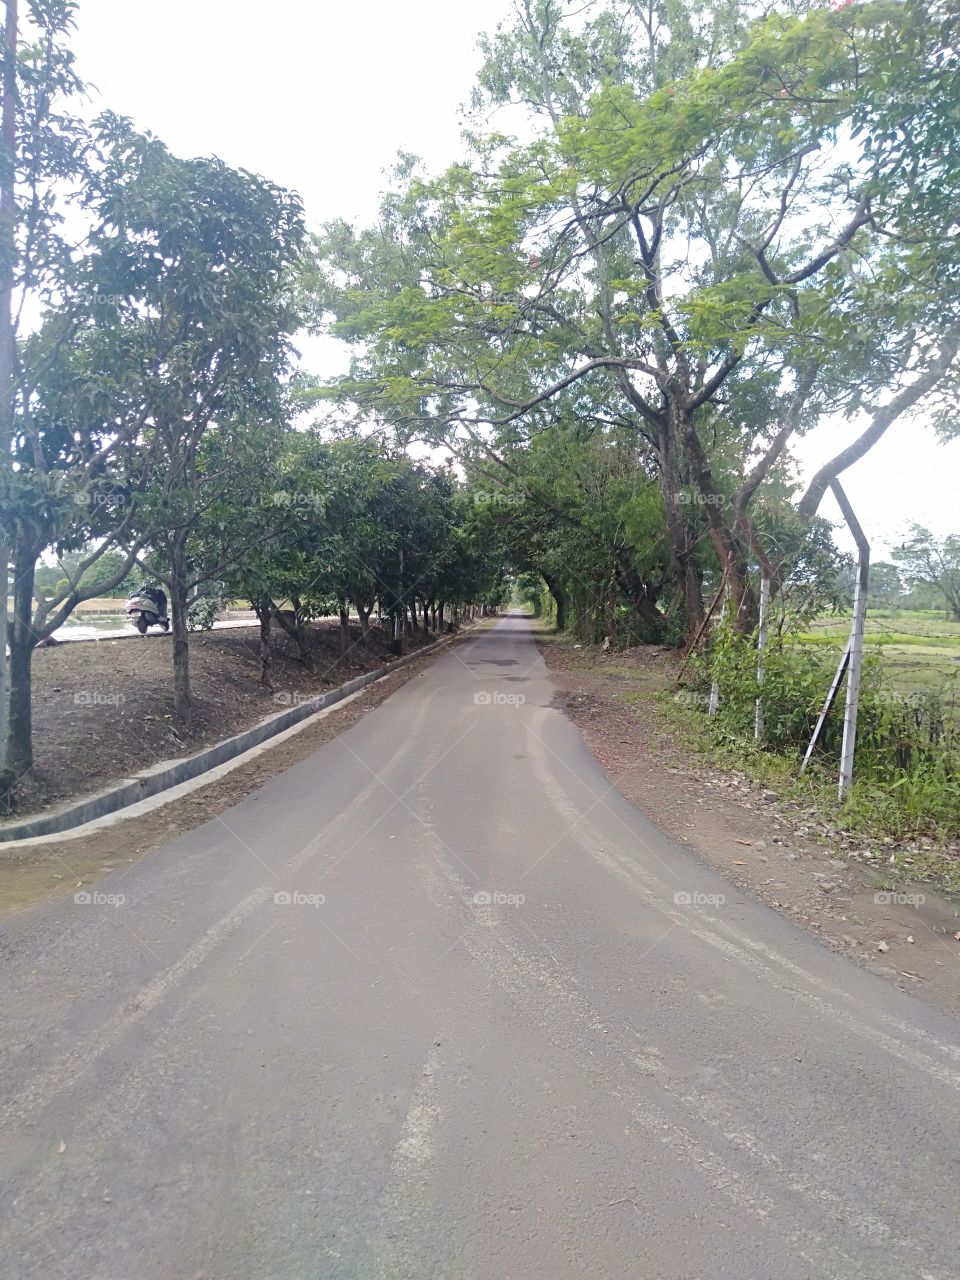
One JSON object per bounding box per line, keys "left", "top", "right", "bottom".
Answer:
{"left": 799, "top": 609, "right": 960, "bottom": 701}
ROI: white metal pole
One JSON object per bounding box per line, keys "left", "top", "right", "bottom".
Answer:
{"left": 708, "top": 582, "right": 730, "bottom": 717}
{"left": 839, "top": 550, "right": 869, "bottom": 799}
{"left": 708, "top": 680, "right": 720, "bottom": 717}
{"left": 831, "top": 480, "right": 870, "bottom": 801}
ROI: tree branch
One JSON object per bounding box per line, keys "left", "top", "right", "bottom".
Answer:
{"left": 797, "top": 333, "right": 960, "bottom": 521}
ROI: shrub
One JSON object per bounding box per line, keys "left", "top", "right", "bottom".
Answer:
{"left": 685, "top": 621, "right": 960, "bottom": 838}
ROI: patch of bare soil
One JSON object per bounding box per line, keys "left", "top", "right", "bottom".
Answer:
{"left": 14, "top": 619, "right": 439, "bottom": 815}
{"left": 0, "top": 630, "right": 476, "bottom": 920}
{"left": 538, "top": 633, "right": 960, "bottom": 1021}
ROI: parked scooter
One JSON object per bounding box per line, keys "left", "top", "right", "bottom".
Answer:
{"left": 126, "top": 584, "right": 169, "bottom": 635}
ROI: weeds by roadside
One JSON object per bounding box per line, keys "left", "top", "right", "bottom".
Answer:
{"left": 670, "top": 625, "right": 960, "bottom": 892}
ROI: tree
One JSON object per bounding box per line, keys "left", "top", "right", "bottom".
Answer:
{"left": 224, "top": 428, "right": 344, "bottom": 684}
{"left": 462, "top": 418, "right": 672, "bottom": 642}
{"left": 322, "top": 436, "right": 398, "bottom": 648}
{"left": 892, "top": 526, "right": 960, "bottom": 620}
{"left": 0, "top": 5, "right": 155, "bottom": 790}
{"left": 866, "top": 562, "right": 903, "bottom": 610}
{"left": 88, "top": 117, "right": 306, "bottom": 723}
{"left": 313, "top": 0, "right": 960, "bottom": 645}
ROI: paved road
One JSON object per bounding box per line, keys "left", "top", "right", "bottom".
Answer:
{"left": 2, "top": 616, "right": 959, "bottom": 1279}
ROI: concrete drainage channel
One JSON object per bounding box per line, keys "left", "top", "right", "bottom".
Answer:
{"left": 0, "top": 632, "right": 465, "bottom": 846}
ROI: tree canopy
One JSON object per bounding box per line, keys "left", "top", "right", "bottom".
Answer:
{"left": 313, "top": 0, "right": 960, "bottom": 640}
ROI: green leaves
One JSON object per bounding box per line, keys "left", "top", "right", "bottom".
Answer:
{"left": 305, "top": 0, "right": 960, "bottom": 650}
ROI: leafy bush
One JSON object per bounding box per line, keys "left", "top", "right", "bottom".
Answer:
{"left": 685, "top": 621, "right": 960, "bottom": 838}
{"left": 186, "top": 594, "right": 224, "bottom": 632}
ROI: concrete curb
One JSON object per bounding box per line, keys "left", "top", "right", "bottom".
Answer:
{"left": 0, "top": 634, "right": 456, "bottom": 844}
{"left": 50, "top": 619, "right": 260, "bottom": 645}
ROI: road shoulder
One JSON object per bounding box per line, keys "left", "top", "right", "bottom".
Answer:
{"left": 537, "top": 630, "right": 960, "bottom": 1021}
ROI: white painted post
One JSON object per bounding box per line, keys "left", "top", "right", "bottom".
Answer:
{"left": 800, "top": 641, "right": 850, "bottom": 775}
{"left": 839, "top": 550, "right": 869, "bottom": 799}
{"left": 831, "top": 481, "right": 870, "bottom": 801}
{"left": 754, "top": 576, "right": 770, "bottom": 743}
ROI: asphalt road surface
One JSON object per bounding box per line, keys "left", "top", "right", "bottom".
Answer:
{"left": 2, "top": 616, "right": 959, "bottom": 1280}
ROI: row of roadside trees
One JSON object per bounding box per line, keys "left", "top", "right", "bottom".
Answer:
{"left": 5, "top": 0, "right": 959, "bottom": 813}
{"left": 0, "top": 2, "right": 505, "bottom": 809}
{"left": 312, "top": 0, "right": 960, "bottom": 648}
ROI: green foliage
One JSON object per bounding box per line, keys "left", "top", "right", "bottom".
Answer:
{"left": 310, "top": 0, "right": 960, "bottom": 661}
{"left": 186, "top": 593, "right": 224, "bottom": 633}
{"left": 687, "top": 617, "right": 960, "bottom": 837}
{"left": 892, "top": 525, "right": 960, "bottom": 621}
{"left": 219, "top": 427, "right": 507, "bottom": 640}
{"left": 514, "top": 571, "right": 553, "bottom": 620}
{"left": 34, "top": 548, "right": 133, "bottom": 599}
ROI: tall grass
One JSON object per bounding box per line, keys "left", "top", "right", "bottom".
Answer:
{"left": 684, "top": 628, "right": 960, "bottom": 840}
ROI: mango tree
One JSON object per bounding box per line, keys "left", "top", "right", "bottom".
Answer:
{"left": 88, "top": 117, "right": 306, "bottom": 723}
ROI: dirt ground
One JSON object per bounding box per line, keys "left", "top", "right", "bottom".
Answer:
{"left": 537, "top": 633, "right": 960, "bottom": 1022}
{"left": 13, "top": 618, "right": 438, "bottom": 815}
{"left": 0, "top": 628, "right": 478, "bottom": 920}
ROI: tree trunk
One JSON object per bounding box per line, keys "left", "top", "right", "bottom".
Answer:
{"left": 272, "top": 601, "right": 312, "bottom": 667}
{"left": 290, "top": 594, "right": 312, "bottom": 669}
{"left": 409, "top": 601, "right": 418, "bottom": 633}
{"left": 657, "top": 415, "right": 704, "bottom": 638}
{"left": 4, "top": 545, "right": 36, "bottom": 781}
{"left": 675, "top": 406, "right": 757, "bottom": 634}
{"left": 357, "top": 604, "right": 372, "bottom": 646}
{"left": 170, "top": 540, "right": 192, "bottom": 725}
{"left": 6, "top": 628, "right": 32, "bottom": 782}
{"left": 254, "top": 595, "right": 272, "bottom": 689}
{"left": 0, "top": 540, "right": 9, "bottom": 776}
{"left": 391, "top": 608, "right": 404, "bottom": 657}
{"left": 0, "top": 2, "right": 18, "bottom": 782}
{"left": 797, "top": 334, "right": 960, "bottom": 522}
{"left": 0, "top": 578, "right": 10, "bottom": 803}
{"left": 542, "top": 573, "right": 567, "bottom": 632}
{"left": 423, "top": 599, "right": 431, "bottom": 631}
{"left": 613, "top": 548, "right": 664, "bottom": 643}
{"left": 339, "top": 605, "right": 350, "bottom": 656}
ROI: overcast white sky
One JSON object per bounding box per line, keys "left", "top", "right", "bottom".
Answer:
{"left": 73, "top": 0, "right": 958, "bottom": 560}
